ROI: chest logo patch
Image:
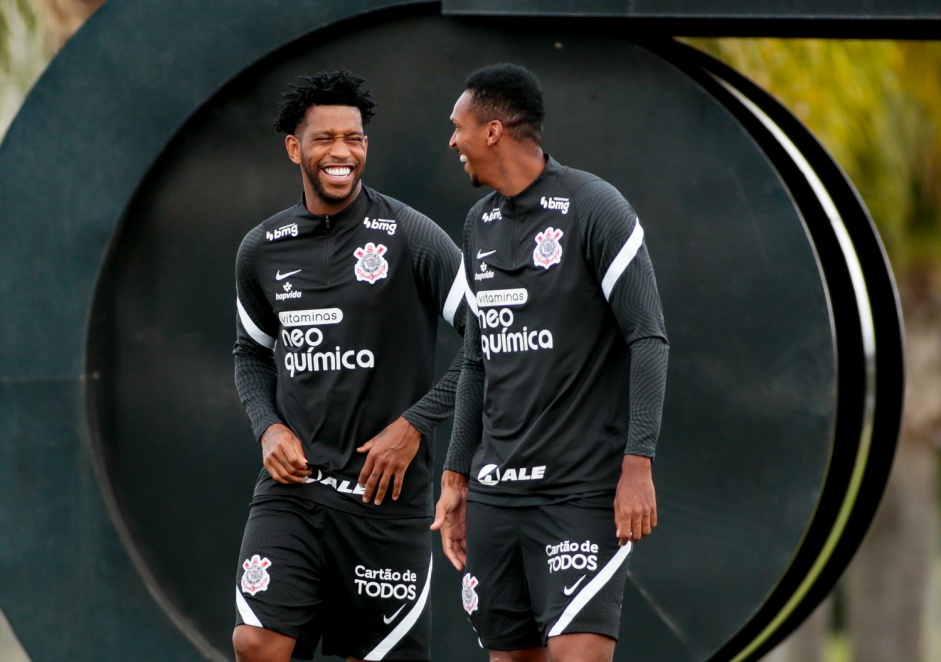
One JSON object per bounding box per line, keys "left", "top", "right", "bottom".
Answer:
{"left": 353, "top": 242, "right": 389, "bottom": 284}
{"left": 533, "top": 227, "right": 564, "bottom": 269}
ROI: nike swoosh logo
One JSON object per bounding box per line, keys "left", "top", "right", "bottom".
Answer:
{"left": 563, "top": 575, "right": 586, "bottom": 596}
{"left": 383, "top": 603, "right": 406, "bottom": 624}
{"left": 275, "top": 269, "right": 302, "bottom": 280}
{"left": 477, "top": 249, "right": 497, "bottom": 260}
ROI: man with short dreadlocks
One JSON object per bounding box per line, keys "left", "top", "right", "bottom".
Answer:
{"left": 231, "top": 70, "right": 466, "bottom": 662}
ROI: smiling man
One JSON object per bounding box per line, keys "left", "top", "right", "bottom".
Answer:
{"left": 432, "top": 63, "right": 669, "bottom": 662}
{"left": 231, "top": 70, "right": 466, "bottom": 662}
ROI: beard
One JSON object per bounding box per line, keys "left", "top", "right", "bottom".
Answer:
{"left": 302, "top": 158, "right": 363, "bottom": 206}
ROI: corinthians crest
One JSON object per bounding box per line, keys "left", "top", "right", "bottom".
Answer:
{"left": 533, "top": 227, "right": 564, "bottom": 269}
{"left": 241, "top": 555, "right": 272, "bottom": 596}
{"left": 461, "top": 573, "right": 479, "bottom": 614}
{"left": 353, "top": 242, "right": 389, "bottom": 283}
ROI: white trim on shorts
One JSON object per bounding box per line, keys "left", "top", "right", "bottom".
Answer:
{"left": 364, "top": 554, "right": 433, "bottom": 660}
{"left": 547, "top": 542, "right": 632, "bottom": 637}
{"left": 235, "top": 587, "right": 263, "bottom": 628}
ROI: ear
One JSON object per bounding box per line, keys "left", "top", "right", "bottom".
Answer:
{"left": 486, "top": 119, "right": 503, "bottom": 146}
{"left": 285, "top": 134, "right": 301, "bottom": 165}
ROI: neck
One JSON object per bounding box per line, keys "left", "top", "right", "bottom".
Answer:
{"left": 492, "top": 145, "right": 546, "bottom": 198}
{"left": 303, "top": 181, "right": 362, "bottom": 216}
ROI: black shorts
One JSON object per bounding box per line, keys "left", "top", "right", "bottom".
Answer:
{"left": 234, "top": 497, "right": 432, "bottom": 660}
{"left": 462, "top": 500, "right": 631, "bottom": 650}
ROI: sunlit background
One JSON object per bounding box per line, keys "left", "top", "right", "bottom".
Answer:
{"left": 1, "top": 2, "right": 938, "bottom": 661}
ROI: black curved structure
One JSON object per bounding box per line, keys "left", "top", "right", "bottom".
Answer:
{"left": 0, "top": 2, "right": 903, "bottom": 661}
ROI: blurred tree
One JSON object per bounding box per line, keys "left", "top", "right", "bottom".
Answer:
{"left": 0, "top": 0, "right": 46, "bottom": 137}
{"left": 39, "top": 0, "right": 105, "bottom": 52}
{"left": 685, "top": 38, "right": 941, "bottom": 662}
{"left": 1, "top": 0, "right": 102, "bottom": 138}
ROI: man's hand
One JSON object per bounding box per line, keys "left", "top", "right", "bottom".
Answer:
{"left": 261, "top": 423, "right": 311, "bottom": 484}
{"left": 356, "top": 417, "right": 421, "bottom": 505}
{"left": 431, "top": 470, "right": 469, "bottom": 571}
{"left": 614, "top": 454, "right": 657, "bottom": 546}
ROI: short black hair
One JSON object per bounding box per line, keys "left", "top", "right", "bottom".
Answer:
{"left": 464, "top": 63, "right": 545, "bottom": 144}
{"left": 273, "top": 70, "right": 377, "bottom": 135}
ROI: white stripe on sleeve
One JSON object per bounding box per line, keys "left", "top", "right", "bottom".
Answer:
{"left": 548, "top": 542, "right": 632, "bottom": 638}
{"left": 364, "top": 555, "right": 433, "bottom": 660}
{"left": 237, "top": 298, "right": 276, "bottom": 350}
{"left": 461, "top": 258, "right": 480, "bottom": 317}
{"left": 235, "top": 587, "right": 263, "bottom": 628}
{"left": 442, "top": 267, "right": 465, "bottom": 327}
{"left": 600, "top": 221, "right": 645, "bottom": 301}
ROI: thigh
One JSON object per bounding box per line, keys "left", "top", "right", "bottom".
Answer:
{"left": 234, "top": 497, "right": 326, "bottom": 653}
{"left": 522, "top": 503, "right": 631, "bottom": 643}
{"left": 319, "top": 509, "right": 434, "bottom": 661}
{"left": 465, "top": 502, "right": 544, "bottom": 651}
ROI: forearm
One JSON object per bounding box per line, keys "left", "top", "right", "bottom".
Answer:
{"left": 233, "top": 339, "right": 282, "bottom": 442}
{"left": 234, "top": 226, "right": 283, "bottom": 441}
{"left": 444, "top": 316, "right": 485, "bottom": 474}
{"left": 402, "top": 343, "right": 465, "bottom": 437}
{"left": 624, "top": 337, "right": 669, "bottom": 458}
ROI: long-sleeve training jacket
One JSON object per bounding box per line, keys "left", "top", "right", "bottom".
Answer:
{"left": 444, "top": 156, "right": 669, "bottom": 506}
{"left": 235, "top": 185, "right": 466, "bottom": 518}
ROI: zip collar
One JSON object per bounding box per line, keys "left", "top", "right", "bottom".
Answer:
{"left": 291, "top": 185, "right": 372, "bottom": 227}
{"left": 500, "top": 155, "right": 566, "bottom": 211}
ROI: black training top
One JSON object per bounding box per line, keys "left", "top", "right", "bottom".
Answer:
{"left": 444, "top": 156, "right": 669, "bottom": 506}
{"left": 234, "top": 185, "right": 466, "bottom": 519}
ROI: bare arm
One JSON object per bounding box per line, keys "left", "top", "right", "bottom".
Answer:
{"left": 614, "top": 455, "right": 657, "bottom": 545}
{"left": 431, "top": 469, "right": 469, "bottom": 570}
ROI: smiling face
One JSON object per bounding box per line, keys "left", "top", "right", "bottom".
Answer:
{"left": 449, "top": 90, "right": 492, "bottom": 189}
{"left": 287, "top": 104, "right": 368, "bottom": 214}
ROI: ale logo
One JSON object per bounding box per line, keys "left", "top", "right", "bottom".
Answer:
{"left": 477, "top": 464, "right": 500, "bottom": 485}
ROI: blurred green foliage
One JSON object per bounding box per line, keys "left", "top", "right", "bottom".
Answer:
{"left": 684, "top": 38, "right": 941, "bottom": 299}
{"left": 0, "top": 0, "right": 47, "bottom": 138}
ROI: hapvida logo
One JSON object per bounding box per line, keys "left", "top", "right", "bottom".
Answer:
{"left": 275, "top": 281, "right": 302, "bottom": 301}
{"left": 475, "top": 262, "right": 495, "bottom": 281}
